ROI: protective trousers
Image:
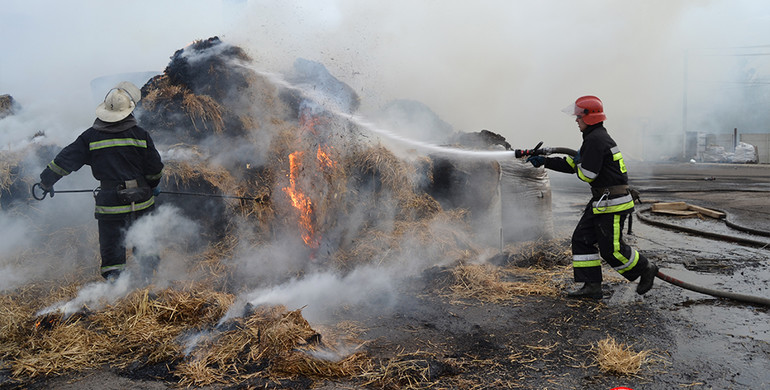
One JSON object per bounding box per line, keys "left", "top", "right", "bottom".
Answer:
{"left": 571, "top": 203, "right": 649, "bottom": 283}
{"left": 97, "top": 215, "right": 159, "bottom": 279}
{"left": 98, "top": 219, "right": 129, "bottom": 277}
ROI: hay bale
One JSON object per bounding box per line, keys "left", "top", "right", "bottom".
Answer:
{"left": 0, "top": 94, "right": 19, "bottom": 119}
{"left": 137, "top": 37, "right": 283, "bottom": 145}
{"left": 347, "top": 145, "right": 416, "bottom": 200}
{"left": 159, "top": 158, "right": 249, "bottom": 241}
{"left": 165, "top": 37, "right": 252, "bottom": 102}
{"left": 426, "top": 153, "right": 500, "bottom": 217}
{"left": 0, "top": 150, "right": 37, "bottom": 210}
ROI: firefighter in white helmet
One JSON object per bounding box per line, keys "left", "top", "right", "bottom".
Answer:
{"left": 37, "top": 82, "right": 164, "bottom": 281}
{"left": 526, "top": 96, "right": 657, "bottom": 299}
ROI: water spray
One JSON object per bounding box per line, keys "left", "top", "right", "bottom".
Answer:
{"left": 232, "top": 62, "right": 770, "bottom": 308}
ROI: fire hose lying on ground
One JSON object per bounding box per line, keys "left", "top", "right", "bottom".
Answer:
{"left": 514, "top": 142, "right": 770, "bottom": 307}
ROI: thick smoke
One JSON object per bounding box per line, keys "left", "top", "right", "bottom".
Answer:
{"left": 3, "top": 1, "right": 770, "bottom": 153}
{"left": 226, "top": 1, "right": 770, "bottom": 159}
{"left": 3, "top": 1, "right": 770, "bottom": 325}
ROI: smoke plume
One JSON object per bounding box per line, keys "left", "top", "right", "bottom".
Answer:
{"left": 3, "top": 0, "right": 770, "bottom": 325}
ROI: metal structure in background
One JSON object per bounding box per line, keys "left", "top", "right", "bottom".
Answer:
{"left": 681, "top": 44, "right": 770, "bottom": 162}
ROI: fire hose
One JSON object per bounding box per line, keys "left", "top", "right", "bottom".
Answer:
{"left": 514, "top": 142, "right": 770, "bottom": 307}
{"left": 31, "top": 182, "right": 269, "bottom": 203}
{"left": 513, "top": 141, "right": 578, "bottom": 159}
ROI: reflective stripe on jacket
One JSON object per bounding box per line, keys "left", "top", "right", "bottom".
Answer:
{"left": 544, "top": 123, "right": 631, "bottom": 215}
{"left": 41, "top": 114, "right": 163, "bottom": 220}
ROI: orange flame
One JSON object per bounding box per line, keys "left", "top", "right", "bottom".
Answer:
{"left": 300, "top": 112, "right": 324, "bottom": 135}
{"left": 317, "top": 145, "right": 336, "bottom": 169}
{"left": 282, "top": 151, "right": 320, "bottom": 248}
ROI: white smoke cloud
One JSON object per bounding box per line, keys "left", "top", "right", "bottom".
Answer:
{"left": 3, "top": 1, "right": 770, "bottom": 154}
{"left": 3, "top": 0, "right": 770, "bottom": 326}
{"left": 124, "top": 205, "right": 201, "bottom": 286}
{"left": 236, "top": 266, "right": 398, "bottom": 323}
{"left": 37, "top": 272, "right": 133, "bottom": 317}
{"left": 225, "top": 0, "right": 770, "bottom": 159}
{"left": 125, "top": 205, "right": 200, "bottom": 257}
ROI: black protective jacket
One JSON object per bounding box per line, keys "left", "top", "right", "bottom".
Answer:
{"left": 544, "top": 123, "right": 628, "bottom": 190}
{"left": 543, "top": 123, "right": 633, "bottom": 214}
{"left": 40, "top": 114, "right": 164, "bottom": 220}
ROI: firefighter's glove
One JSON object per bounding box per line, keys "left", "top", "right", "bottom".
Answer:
{"left": 39, "top": 168, "right": 59, "bottom": 198}
{"left": 152, "top": 187, "right": 161, "bottom": 197}
{"left": 526, "top": 155, "right": 546, "bottom": 168}
{"left": 41, "top": 182, "right": 55, "bottom": 198}
{"left": 573, "top": 151, "right": 582, "bottom": 165}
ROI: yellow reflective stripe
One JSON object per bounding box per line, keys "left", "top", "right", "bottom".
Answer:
{"left": 593, "top": 194, "right": 634, "bottom": 214}
{"left": 566, "top": 156, "right": 576, "bottom": 169}
{"left": 95, "top": 197, "right": 154, "bottom": 215}
{"left": 613, "top": 151, "right": 627, "bottom": 173}
{"left": 47, "top": 160, "right": 70, "bottom": 176}
{"left": 577, "top": 165, "right": 596, "bottom": 183}
{"left": 89, "top": 138, "right": 147, "bottom": 151}
{"left": 101, "top": 264, "right": 125, "bottom": 272}
{"left": 573, "top": 253, "right": 602, "bottom": 268}
{"left": 145, "top": 170, "right": 163, "bottom": 181}
{"left": 593, "top": 200, "right": 634, "bottom": 214}
{"left": 574, "top": 259, "right": 602, "bottom": 268}
{"left": 610, "top": 214, "right": 639, "bottom": 274}
{"left": 615, "top": 250, "right": 639, "bottom": 274}
{"left": 47, "top": 161, "right": 69, "bottom": 176}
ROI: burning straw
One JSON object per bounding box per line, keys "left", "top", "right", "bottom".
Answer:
{"left": 176, "top": 305, "right": 370, "bottom": 387}
{"left": 1, "top": 283, "right": 233, "bottom": 381}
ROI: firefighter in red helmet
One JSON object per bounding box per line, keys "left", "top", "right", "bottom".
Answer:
{"left": 526, "top": 96, "right": 657, "bottom": 299}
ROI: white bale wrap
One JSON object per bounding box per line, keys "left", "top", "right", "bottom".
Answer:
{"left": 499, "top": 159, "right": 553, "bottom": 243}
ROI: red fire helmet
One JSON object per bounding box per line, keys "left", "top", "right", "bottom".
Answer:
{"left": 562, "top": 95, "right": 606, "bottom": 125}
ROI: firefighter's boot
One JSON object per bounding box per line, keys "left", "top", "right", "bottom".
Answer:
{"left": 637, "top": 261, "right": 658, "bottom": 295}
{"left": 102, "top": 269, "right": 121, "bottom": 282}
{"left": 566, "top": 282, "right": 603, "bottom": 299}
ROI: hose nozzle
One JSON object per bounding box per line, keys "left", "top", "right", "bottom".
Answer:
{"left": 514, "top": 141, "right": 543, "bottom": 158}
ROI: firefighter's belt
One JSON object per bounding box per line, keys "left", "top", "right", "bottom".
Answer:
{"left": 590, "top": 184, "right": 629, "bottom": 198}
{"left": 100, "top": 178, "right": 147, "bottom": 190}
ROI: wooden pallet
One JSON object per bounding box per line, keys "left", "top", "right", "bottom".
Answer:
{"left": 650, "top": 202, "right": 725, "bottom": 219}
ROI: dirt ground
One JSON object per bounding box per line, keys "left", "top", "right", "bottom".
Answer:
{"left": 6, "top": 161, "right": 769, "bottom": 390}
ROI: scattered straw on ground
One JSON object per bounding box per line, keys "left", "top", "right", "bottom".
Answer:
{"left": 592, "top": 336, "right": 651, "bottom": 376}
{"left": 360, "top": 351, "right": 453, "bottom": 390}
{"left": 176, "top": 306, "right": 370, "bottom": 387}
{"left": 504, "top": 237, "right": 572, "bottom": 268}
{"left": 448, "top": 263, "right": 561, "bottom": 305}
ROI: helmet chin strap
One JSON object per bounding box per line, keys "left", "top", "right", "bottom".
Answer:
{"left": 104, "top": 87, "right": 136, "bottom": 106}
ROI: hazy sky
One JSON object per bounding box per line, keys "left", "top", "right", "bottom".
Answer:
{"left": 2, "top": 0, "right": 770, "bottom": 157}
